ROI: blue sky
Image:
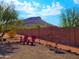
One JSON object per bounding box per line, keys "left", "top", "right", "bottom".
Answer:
{"left": 1, "top": 0, "right": 79, "bottom": 26}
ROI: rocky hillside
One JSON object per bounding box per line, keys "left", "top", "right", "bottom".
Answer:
{"left": 19, "top": 17, "right": 52, "bottom": 27}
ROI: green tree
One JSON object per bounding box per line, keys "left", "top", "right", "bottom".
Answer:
{"left": 60, "top": 8, "right": 79, "bottom": 28}
{"left": 0, "top": 2, "right": 18, "bottom": 32}
{"left": 0, "top": 3, "right": 5, "bottom": 32}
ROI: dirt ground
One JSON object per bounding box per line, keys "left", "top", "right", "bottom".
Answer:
{"left": 0, "top": 43, "right": 79, "bottom": 59}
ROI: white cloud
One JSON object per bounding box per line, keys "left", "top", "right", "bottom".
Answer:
{"left": 1, "top": 0, "right": 63, "bottom": 18}
{"left": 32, "top": 2, "right": 40, "bottom": 7}
{"left": 73, "top": 0, "right": 79, "bottom": 4}
{"left": 39, "top": 2, "right": 63, "bottom": 16}
{"left": 55, "top": 2, "right": 63, "bottom": 9}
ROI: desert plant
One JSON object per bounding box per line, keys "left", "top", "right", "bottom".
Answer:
{"left": 0, "top": 1, "right": 18, "bottom": 32}
{"left": 60, "top": 7, "right": 79, "bottom": 28}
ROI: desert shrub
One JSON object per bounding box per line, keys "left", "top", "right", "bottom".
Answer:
{"left": 7, "top": 30, "right": 16, "bottom": 38}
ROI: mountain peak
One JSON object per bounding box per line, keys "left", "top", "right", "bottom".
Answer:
{"left": 19, "top": 17, "right": 52, "bottom": 27}
{"left": 25, "top": 17, "right": 41, "bottom": 20}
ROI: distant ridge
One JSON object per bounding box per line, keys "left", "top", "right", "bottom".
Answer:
{"left": 19, "top": 17, "right": 52, "bottom": 27}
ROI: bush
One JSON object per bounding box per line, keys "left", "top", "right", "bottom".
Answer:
{"left": 7, "top": 30, "right": 16, "bottom": 38}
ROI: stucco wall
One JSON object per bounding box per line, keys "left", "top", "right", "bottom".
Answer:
{"left": 16, "top": 26, "right": 79, "bottom": 47}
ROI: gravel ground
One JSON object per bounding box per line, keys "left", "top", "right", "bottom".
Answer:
{"left": 0, "top": 43, "right": 79, "bottom": 59}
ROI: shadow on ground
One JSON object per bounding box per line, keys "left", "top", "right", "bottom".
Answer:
{"left": 49, "top": 48, "right": 65, "bottom": 54}
{"left": 0, "top": 43, "right": 20, "bottom": 56}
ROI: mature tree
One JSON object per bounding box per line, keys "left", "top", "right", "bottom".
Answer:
{"left": 0, "top": 2, "right": 18, "bottom": 32}
{"left": 60, "top": 8, "right": 79, "bottom": 28}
